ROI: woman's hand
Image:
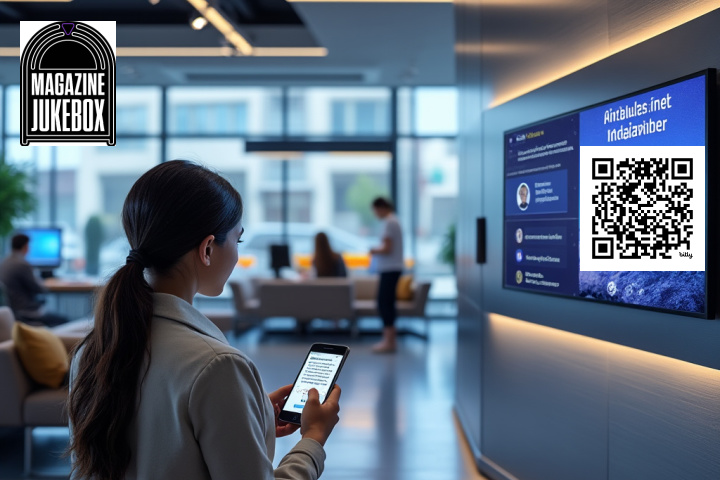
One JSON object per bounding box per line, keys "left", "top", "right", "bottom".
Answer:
{"left": 301, "top": 386, "right": 341, "bottom": 446}
{"left": 268, "top": 384, "right": 301, "bottom": 437}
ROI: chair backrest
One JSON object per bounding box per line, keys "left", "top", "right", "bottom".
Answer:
{"left": 258, "top": 280, "right": 354, "bottom": 319}
{"left": 228, "top": 281, "right": 247, "bottom": 314}
{"left": 409, "top": 282, "right": 432, "bottom": 316}
{"left": 0, "top": 307, "right": 15, "bottom": 343}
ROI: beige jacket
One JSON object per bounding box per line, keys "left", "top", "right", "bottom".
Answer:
{"left": 70, "top": 292, "right": 325, "bottom": 480}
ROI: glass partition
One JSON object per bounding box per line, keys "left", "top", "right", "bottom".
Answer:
{"left": 288, "top": 87, "right": 391, "bottom": 137}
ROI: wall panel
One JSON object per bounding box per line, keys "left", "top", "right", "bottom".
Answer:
{"left": 455, "top": 3, "right": 720, "bottom": 479}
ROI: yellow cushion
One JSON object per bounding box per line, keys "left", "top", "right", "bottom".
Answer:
{"left": 12, "top": 323, "right": 69, "bottom": 388}
{"left": 396, "top": 275, "right": 414, "bottom": 301}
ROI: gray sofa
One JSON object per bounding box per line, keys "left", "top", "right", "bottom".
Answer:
{"left": 230, "top": 278, "right": 355, "bottom": 332}
{"left": 229, "top": 276, "right": 432, "bottom": 337}
{"left": 0, "top": 307, "right": 91, "bottom": 475}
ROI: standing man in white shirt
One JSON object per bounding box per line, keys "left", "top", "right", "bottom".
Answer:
{"left": 369, "top": 197, "right": 404, "bottom": 353}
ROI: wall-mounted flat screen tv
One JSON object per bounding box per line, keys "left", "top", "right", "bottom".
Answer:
{"left": 503, "top": 70, "right": 714, "bottom": 318}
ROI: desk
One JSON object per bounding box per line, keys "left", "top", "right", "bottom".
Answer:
{"left": 43, "top": 278, "right": 101, "bottom": 320}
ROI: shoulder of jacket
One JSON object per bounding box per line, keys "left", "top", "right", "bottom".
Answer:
{"left": 152, "top": 315, "right": 248, "bottom": 363}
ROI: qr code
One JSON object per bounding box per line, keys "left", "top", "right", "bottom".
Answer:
{"left": 591, "top": 157, "right": 693, "bottom": 259}
{"left": 579, "top": 146, "right": 704, "bottom": 272}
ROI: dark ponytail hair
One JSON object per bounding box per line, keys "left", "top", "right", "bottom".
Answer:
{"left": 67, "top": 160, "right": 243, "bottom": 480}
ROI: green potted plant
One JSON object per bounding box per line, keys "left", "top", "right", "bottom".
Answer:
{"left": 0, "top": 154, "right": 36, "bottom": 255}
{"left": 439, "top": 222, "right": 456, "bottom": 271}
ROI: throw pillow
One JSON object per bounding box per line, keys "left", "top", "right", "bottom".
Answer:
{"left": 12, "top": 322, "right": 69, "bottom": 388}
{"left": 396, "top": 274, "right": 414, "bottom": 301}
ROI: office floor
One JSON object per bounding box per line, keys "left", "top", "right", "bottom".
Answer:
{"left": 0, "top": 319, "right": 486, "bottom": 480}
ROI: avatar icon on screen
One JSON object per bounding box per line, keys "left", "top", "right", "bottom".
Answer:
{"left": 515, "top": 228, "right": 523, "bottom": 244}
{"left": 517, "top": 183, "right": 530, "bottom": 210}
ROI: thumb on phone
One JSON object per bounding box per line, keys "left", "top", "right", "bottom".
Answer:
{"left": 306, "top": 388, "right": 320, "bottom": 405}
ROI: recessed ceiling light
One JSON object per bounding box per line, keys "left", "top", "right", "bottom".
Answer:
{"left": 190, "top": 16, "right": 208, "bottom": 30}
{"left": 148, "top": 0, "right": 160, "bottom": 4}
{"left": 186, "top": 0, "right": 253, "bottom": 55}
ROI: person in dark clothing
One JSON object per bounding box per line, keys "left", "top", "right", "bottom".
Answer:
{"left": 0, "top": 234, "right": 67, "bottom": 326}
{"left": 312, "top": 232, "right": 347, "bottom": 278}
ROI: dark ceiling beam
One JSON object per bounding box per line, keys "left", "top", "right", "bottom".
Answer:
{"left": 0, "top": 3, "right": 20, "bottom": 19}
{"left": 222, "top": 0, "right": 256, "bottom": 22}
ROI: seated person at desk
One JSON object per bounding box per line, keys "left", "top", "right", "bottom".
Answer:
{"left": 0, "top": 234, "right": 67, "bottom": 327}
{"left": 312, "top": 232, "right": 347, "bottom": 278}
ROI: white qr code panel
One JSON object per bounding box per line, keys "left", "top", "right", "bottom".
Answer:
{"left": 579, "top": 146, "right": 705, "bottom": 272}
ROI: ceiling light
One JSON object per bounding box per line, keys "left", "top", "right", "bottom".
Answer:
{"left": 251, "top": 47, "right": 328, "bottom": 57}
{"left": 186, "top": 0, "right": 253, "bottom": 55}
{"left": 148, "top": 0, "right": 160, "bottom": 4}
{"left": 190, "top": 15, "right": 208, "bottom": 30}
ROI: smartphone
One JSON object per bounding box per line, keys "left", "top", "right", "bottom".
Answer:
{"left": 278, "top": 343, "right": 350, "bottom": 425}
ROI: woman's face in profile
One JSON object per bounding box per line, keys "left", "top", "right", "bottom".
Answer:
{"left": 198, "top": 222, "right": 244, "bottom": 297}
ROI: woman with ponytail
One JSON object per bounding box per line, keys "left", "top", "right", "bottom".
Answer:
{"left": 68, "top": 160, "right": 341, "bottom": 480}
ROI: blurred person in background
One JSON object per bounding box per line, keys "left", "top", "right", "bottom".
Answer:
{"left": 312, "top": 232, "right": 347, "bottom": 278}
{"left": 369, "top": 197, "right": 404, "bottom": 353}
{"left": 0, "top": 233, "right": 67, "bottom": 326}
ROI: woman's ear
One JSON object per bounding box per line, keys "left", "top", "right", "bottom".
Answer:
{"left": 198, "top": 235, "right": 215, "bottom": 266}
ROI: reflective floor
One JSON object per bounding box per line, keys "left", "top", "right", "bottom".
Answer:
{"left": 0, "top": 318, "right": 486, "bottom": 480}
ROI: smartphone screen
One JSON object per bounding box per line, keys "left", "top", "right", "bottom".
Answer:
{"left": 279, "top": 343, "right": 349, "bottom": 424}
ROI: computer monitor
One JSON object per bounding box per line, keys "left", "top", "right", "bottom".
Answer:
{"left": 15, "top": 227, "right": 62, "bottom": 273}
{"left": 270, "top": 244, "right": 291, "bottom": 278}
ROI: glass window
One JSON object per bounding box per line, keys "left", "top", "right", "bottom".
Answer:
{"left": 263, "top": 159, "right": 306, "bottom": 182}
{"left": 5, "top": 86, "right": 20, "bottom": 135}
{"left": 396, "top": 87, "right": 412, "bottom": 136}
{"left": 330, "top": 102, "right": 346, "bottom": 135}
{"left": 167, "top": 87, "right": 282, "bottom": 136}
{"left": 356, "top": 101, "right": 378, "bottom": 134}
{"left": 116, "top": 87, "right": 162, "bottom": 135}
{"left": 3, "top": 138, "right": 160, "bottom": 277}
{"left": 261, "top": 191, "right": 312, "bottom": 223}
{"left": 398, "top": 137, "right": 458, "bottom": 296}
{"left": 292, "top": 152, "right": 390, "bottom": 250}
{"left": 166, "top": 137, "right": 251, "bottom": 217}
{"left": 330, "top": 100, "right": 388, "bottom": 136}
{"left": 288, "top": 87, "right": 391, "bottom": 137}
{"left": 66, "top": 141, "right": 161, "bottom": 277}
{"left": 176, "top": 105, "right": 190, "bottom": 134}
{"left": 3, "top": 140, "right": 51, "bottom": 227}
{"left": 414, "top": 87, "right": 458, "bottom": 136}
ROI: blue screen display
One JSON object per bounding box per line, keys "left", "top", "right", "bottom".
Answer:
{"left": 19, "top": 228, "right": 62, "bottom": 268}
{"left": 504, "top": 73, "right": 709, "bottom": 316}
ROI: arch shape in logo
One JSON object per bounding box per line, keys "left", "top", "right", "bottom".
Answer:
{"left": 21, "top": 21, "right": 115, "bottom": 146}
